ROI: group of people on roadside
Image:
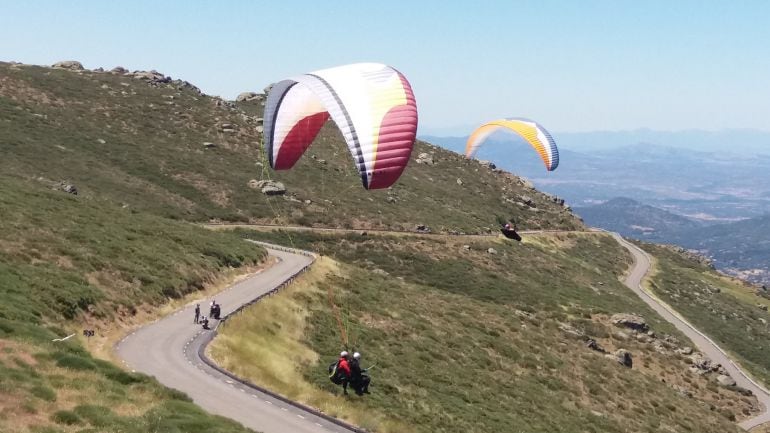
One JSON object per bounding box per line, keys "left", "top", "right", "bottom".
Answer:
{"left": 329, "top": 351, "right": 371, "bottom": 396}
{"left": 194, "top": 300, "right": 222, "bottom": 329}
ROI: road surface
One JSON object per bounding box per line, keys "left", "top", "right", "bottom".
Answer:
{"left": 116, "top": 246, "right": 355, "bottom": 433}
{"left": 116, "top": 231, "right": 770, "bottom": 432}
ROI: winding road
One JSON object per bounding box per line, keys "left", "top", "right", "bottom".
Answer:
{"left": 116, "top": 230, "right": 770, "bottom": 432}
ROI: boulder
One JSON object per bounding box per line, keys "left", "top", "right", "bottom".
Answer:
{"left": 676, "top": 346, "right": 693, "bottom": 356}
{"left": 415, "top": 152, "right": 434, "bottom": 165}
{"left": 462, "top": 245, "right": 470, "bottom": 251}
{"left": 236, "top": 91, "right": 261, "bottom": 102}
{"left": 203, "top": 142, "right": 216, "bottom": 148}
{"left": 758, "top": 304, "right": 768, "bottom": 311}
{"left": 717, "top": 374, "right": 736, "bottom": 387}
{"left": 111, "top": 66, "right": 128, "bottom": 74}
{"left": 415, "top": 224, "right": 431, "bottom": 234}
{"left": 133, "top": 70, "right": 170, "bottom": 84}
{"left": 56, "top": 182, "right": 78, "bottom": 195}
{"left": 610, "top": 313, "right": 649, "bottom": 332}
{"left": 456, "top": 178, "right": 463, "bottom": 186}
{"left": 487, "top": 248, "right": 497, "bottom": 255}
{"left": 264, "top": 83, "right": 275, "bottom": 94}
{"left": 608, "top": 349, "right": 633, "bottom": 367}
{"left": 252, "top": 180, "right": 286, "bottom": 195}
{"left": 52, "top": 60, "right": 84, "bottom": 70}
{"left": 479, "top": 160, "right": 496, "bottom": 170}
{"left": 689, "top": 354, "right": 712, "bottom": 371}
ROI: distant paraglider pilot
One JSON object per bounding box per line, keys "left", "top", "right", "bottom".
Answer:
{"left": 501, "top": 222, "right": 522, "bottom": 241}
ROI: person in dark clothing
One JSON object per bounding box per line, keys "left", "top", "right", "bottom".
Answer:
{"left": 209, "top": 300, "right": 216, "bottom": 317}
{"left": 201, "top": 316, "right": 209, "bottom": 329}
{"left": 194, "top": 304, "right": 201, "bottom": 324}
{"left": 349, "top": 352, "right": 370, "bottom": 395}
{"left": 212, "top": 303, "right": 221, "bottom": 320}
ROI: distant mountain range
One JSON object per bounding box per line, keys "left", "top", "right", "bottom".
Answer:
{"left": 423, "top": 135, "right": 770, "bottom": 221}
{"left": 573, "top": 197, "right": 703, "bottom": 242}
{"left": 573, "top": 197, "right": 770, "bottom": 286}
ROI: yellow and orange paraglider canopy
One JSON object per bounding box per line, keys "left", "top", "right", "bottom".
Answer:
{"left": 466, "top": 118, "right": 559, "bottom": 171}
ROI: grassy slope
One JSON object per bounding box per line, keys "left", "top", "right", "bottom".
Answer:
{"left": 0, "top": 62, "right": 580, "bottom": 232}
{"left": 638, "top": 242, "right": 770, "bottom": 386}
{"left": 0, "top": 176, "right": 265, "bottom": 432}
{"left": 212, "top": 230, "right": 752, "bottom": 433}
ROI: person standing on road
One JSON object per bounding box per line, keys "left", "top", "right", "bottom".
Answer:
{"left": 194, "top": 304, "right": 200, "bottom": 324}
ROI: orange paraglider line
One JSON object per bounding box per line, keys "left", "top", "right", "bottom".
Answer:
{"left": 327, "top": 286, "right": 349, "bottom": 348}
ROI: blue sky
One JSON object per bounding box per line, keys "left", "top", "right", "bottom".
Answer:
{"left": 2, "top": 1, "right": 769, "bottom": 134}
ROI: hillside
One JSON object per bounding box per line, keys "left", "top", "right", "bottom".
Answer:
{"left": 573, "top": 197, "right": 703, "bottom": 241}
{"left": 637, "top": 242, "right": 770, "bottom": 388}
{"left": 0, "top": 60, "right": 763, "bottom": 433}
{"left": 211, "top": 229, "right": 754, "bottom": 433}
{"left": 0, "top": 175, "right": 265, "bottom": 432}
{"left": 0, "top": 61, "right": 579, "bottom": 233}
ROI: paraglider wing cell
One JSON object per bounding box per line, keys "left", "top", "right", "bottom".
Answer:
{"left": 465, "top": 118, "right": 559, "bottom": 171}
{"left": 263, "top": 63, "right": 418, "bottom": 189}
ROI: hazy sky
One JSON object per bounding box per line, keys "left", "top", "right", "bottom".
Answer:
{"left": 2, "top": 1, "right": 770, "bottom": 134}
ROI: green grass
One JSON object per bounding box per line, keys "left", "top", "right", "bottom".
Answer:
{"left": 638, "top": 241, "right": 770, "bottom": 387}
{"left": 213, "top": 230, "right": 750, "bottom": 433}
{"left": 0, "top": 175, "right": 264, "bottom": 432}
{"left": 0, "top": 61, "right": 580, "bottom": 233}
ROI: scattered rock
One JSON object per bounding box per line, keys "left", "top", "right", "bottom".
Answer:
{"left": 689, "top": 354, "right": 713, "bottom": 371}
{"left": 717, "top": 374, "right": 736, "bottom": 387}
{"left": 676, "top": 346, "right": 693, "bottom": 356}
{"left": 613, "top": 331, "right": 629, "bottom": 340}
{"left": 132, "top": 70, "right": 170, "bottom": 84}
{"left": 479, "top": 160, "right": 496, "bottom": 170}
{"left": 55, "top": 181, "right": 78, "bottom": 195}
{"left": 610, "top": 313, "right": 649, "bottom": 332}
{"left": 52, "top": 60, "right": 84, "bottom": 70}
{"left": 462, "top": 245, "right": 471, "bottom": 251}
{"left": 203, "top": 142, "right": 216, "bottom": 148}
{"left": 111, "top": 66, "right": 128, "bottom": 74}
{"left": 456, "top": 178, "right": 463, "bottom": 186}
{"left": 304, "top": 200, "right": 312, "bottom": 205}
{"left": 96, "top": 138, "right": 106, "bottom": 144}
{"left": 758, "top": 304, "right": 768, "bottom": 311}
{"left": 264, "top": 83, "right": 275, "bottom": 94}
{"left": 247, "top": 179, "right": 260, "bottom": 189}
{"left": 487, "top": 248, "right": 497, "bottom": 255}
{"left": 585, "top": 338, "right": 605, "bottom": 352}
{"left": 415, "top": 224, "right": 431, "bottom": 234}
{"left": 558, "top": 323, "right": 585, "bottom": 339}
{"left": 256, "top": 125, "right": 264, "bottom": 133}
{"left": 608, "top": 349, "right": 633, "bottom": 367}
{"left": 252, "top": 180, "right": 286, "bottom": 195}
{"left": 236, "top": 92, "right": 264, "bottom": 102}
{"left": 415, "top": 152, "right": 434, "bottom": 165}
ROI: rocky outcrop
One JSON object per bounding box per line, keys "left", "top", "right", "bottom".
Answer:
{"left": 247, "top": 179, "right": 285, "bottom": 195}
{"left": 415, "top": 152, "right": 434, "bottom": 165}
{"left": 479, "top": 160, "right": 496, "bottom": 170}
{"left": 52, "top": 61, "right": 84, "bottom": 70}
{"left": 236, "top": 92, "right": 264, "bottom": 102}
{"left": 111, "top": 66, "right": 128, "bottom": 74}
{"left": 610, "top": 313, "right": 649, "bottom": 332}
{"left": 717, "top": 374, "right": 736, "bottom": 387}
{"left": 54, "top": 181, "right": 78, "bottom": 195}
{"left": 415, "top": 224, "right": 431, "bottom": 234}
{"left": 130, "top": 70, "right": 171, "bottom": 85}
{"left": 607, "top": 349, "right": 633, "bottom": 367}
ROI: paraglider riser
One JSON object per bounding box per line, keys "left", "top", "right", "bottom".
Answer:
{"left": 197, "top": 241, "right": 368, "bottom": 433}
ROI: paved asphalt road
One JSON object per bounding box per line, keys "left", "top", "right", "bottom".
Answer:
{"left": 116, "top": 233, "right": 770, "bottom": 432}
{"left": 117, "top": 247, "right": 353, "bottom": 433}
